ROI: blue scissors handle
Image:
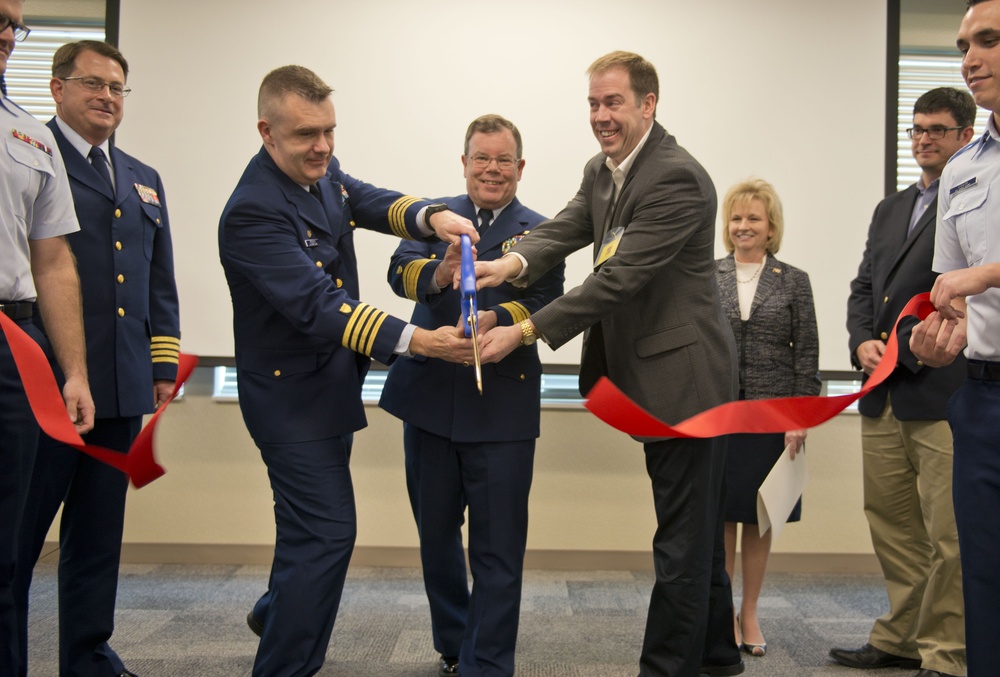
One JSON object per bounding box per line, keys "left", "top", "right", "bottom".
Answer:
{"left": 460, "top": 235, "right": 477, "bottom": 338}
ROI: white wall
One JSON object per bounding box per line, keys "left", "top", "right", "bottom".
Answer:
{"left": 116, "top": 0, "right": 888, "bottom": 370}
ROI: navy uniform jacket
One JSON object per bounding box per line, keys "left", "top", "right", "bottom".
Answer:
{"left": 46, "top": 119, "right": 179, "bottom": 419}
{"left": 846, "top": 185, "right": 966, "bottom": 419}
{"left": 380, "top": 195, "right": 564, "bottom": 443}
{"left": 219, "top": 148, "right": 436, "bottom": 445}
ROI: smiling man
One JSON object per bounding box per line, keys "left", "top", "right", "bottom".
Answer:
{"left": 380, "top": 114, "right": 564, "bottom": 677}
{"left": 838, "top": 88, "right": 975, "bottom": 677}
{"left": 218, "top": 65, "right": 478, "bottom": 677}
{"left": 474, "top": 51, "right": 742, "bottom": 677}
{"left": 12, "top": 40, "right": 179, "bottom": 677}
{"left": 909, "top": 2, "right": 1000, "bottom": 675}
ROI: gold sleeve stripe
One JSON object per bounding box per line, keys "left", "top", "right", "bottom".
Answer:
{"left": 361, "top": 310, "right": 388, "bottom": 356}
{"left": 151, "top": 355, "right": 180, "bottom": 364}
{"left": 402, "top": 259, "right": 434, "bottom": 301}
{"left": 343, "top": 303, "right": 390, "bottom": 356}
{"left": 388, "top": 196, "right": 421, "bottom": 239}
{"left": 150, "top": 336, "right": 180, "bottom": 346}
{"left": 342, "top": 303, "right": 372, "bottom": 352}
{"left": 499, "top": 302, "right": 530, "bottom": 324}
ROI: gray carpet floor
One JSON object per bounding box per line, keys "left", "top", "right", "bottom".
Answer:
{"left": 25, "top": 562, "right": 921, "bottom": 676}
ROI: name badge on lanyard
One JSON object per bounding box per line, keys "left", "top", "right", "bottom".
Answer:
{"left": 595, "top": 227, "right": 624, "bottom": 268}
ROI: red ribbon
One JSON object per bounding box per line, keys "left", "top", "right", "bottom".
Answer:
{"left": 584, "top": 293, "right": 935, "bottom": 438}
{"left": 0, "top": 311, "right": 197, "bottom": 488}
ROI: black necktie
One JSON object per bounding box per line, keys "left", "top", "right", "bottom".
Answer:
{"left": 88, "top": 146, "right": 114, "bottom": 194}
{"left": 309, "top": 183, "right": 325, "bottom": 207}
{"left": 478, "top": 208, "right": 493, "bottom": 235}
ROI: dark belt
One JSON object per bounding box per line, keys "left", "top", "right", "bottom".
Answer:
{"left": 0, "top": 301, "right": 34, "bottom": 320}
{"left": 967, "top": 359, "right": 1000, "bottom": 381}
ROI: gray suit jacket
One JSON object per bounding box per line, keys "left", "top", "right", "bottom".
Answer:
{"left": 716, "top": 253, "right": 821, "bottom": 400}
{"left": 512, "top": 122, "right": 737, "bottom": 424}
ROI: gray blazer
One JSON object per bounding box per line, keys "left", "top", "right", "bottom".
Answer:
{"left": 512, "top": 122, "right": 737, "bottom": 424}
{"left": 716, "top": 253, "right": 821, "bottom": 400}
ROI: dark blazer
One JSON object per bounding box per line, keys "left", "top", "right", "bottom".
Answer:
{"left": 513, "top": 122, "right": 737, "bottom": 424}
{"left": 379, "top": 195, "right": 564, "bottom": 442}
{"left": 219, "top": 148, "right": 432, "bottom": 444}
{"left": 847, "top": 184, "right": 966, "bottom": 419}
{"left": 716, "top": 253, "right": 821, "bottom": 400}
{"left": 46, "top": 119, "right": 179, "bottom": 419}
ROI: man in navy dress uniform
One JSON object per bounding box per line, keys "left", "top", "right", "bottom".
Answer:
{"left": 380, "top": 114, "right": 564, "bottom": 677}
{"left": 14, "top": 40, "right": 179, "bottom": 677}
{"left": 219, "top": 65, "right": 478, "bottom": 677}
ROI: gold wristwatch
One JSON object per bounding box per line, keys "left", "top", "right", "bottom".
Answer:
{"left": 519, "top": 320, "right": 537, "bottom": 346}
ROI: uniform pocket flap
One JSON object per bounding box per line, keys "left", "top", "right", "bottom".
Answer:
{"left": 944, "top": 184, "right": 989, "bottom": 219}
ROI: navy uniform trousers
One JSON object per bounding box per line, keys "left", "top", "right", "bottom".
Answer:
{"left": 0, "top": 319, "right": 44, "bottom": 677}
{"left": 404, "top": 425, "right": 534, "bottom": 677}
{"left": 16, "top": 416, "right": 140, "bottom": 677}
{"left": 250, "top": 434, "right": 357, "bottom": 677}
{"left": 950, "top": 374, "right": 1000, "bottom": 677}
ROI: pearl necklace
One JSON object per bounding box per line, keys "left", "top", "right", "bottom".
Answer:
{"left": 736, "top": 260, "right": 765, "bottom": 285}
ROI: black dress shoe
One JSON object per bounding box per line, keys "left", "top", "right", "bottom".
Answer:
{"left": 246, "top": 611, "right": 264, "bottom": 637}
{"left": 699, "top": 659, "right": 745, "bottom": 676}
{"left": 439, "top": 655, "right": 459, "bottom": 676}
{"left": 914, "top": 670, "right": 960, "bottom": 677}
{"left": 118, "top": 671, "right": 138, "bottom": 677}
{"left": 828, "top": 643, "right": 920, "bottom": 669}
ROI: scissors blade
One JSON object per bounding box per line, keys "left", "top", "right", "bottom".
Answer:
{"left": 468, "top": 305, "right": 482, "bottom": 395}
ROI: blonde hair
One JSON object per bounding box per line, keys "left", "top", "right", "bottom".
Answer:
{"left": 720, "top": 178, "right": 784, "bottom": 255}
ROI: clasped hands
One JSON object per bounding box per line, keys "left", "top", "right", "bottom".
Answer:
{"left": 909, "top": 267, "right": 985, "bottom": 367}
{"left": 421, "top": 251, "right": 530, "bottom": 366}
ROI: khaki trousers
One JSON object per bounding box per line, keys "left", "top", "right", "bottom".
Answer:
{"left": 863, "top": 396, "right": 965, "bottom": 675}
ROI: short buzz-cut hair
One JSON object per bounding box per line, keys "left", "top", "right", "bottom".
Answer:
{"left": 463, "top": 114, "right": 523, "bottom": 158}
{"left": 720, "top": 178, "right": 785, "bottom": 256}
{"left": 52, "top": 40, "right": 129, "bottom": 80}
{"left": 914, "top": 87, "right": 977, "bottom": 129}
{"left": 258, "top": 65, "right": 333, "bottom": 121}
{"left": 967, "top": 0, "right": 989, "bottom": 7}
{"left": 587, "top": 50, "right": 659, "bottom": 117}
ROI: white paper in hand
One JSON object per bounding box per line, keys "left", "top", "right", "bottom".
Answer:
{"left": 756, "top": 445, "right": 808, "bottom": 540}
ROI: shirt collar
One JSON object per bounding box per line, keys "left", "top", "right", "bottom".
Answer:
{"left": 604, "top": 123, "right": 654, "bottom": 179}
{"left": 471, "top": 198, "right": 512, "bottom": 222}
{"left": 55, "top": 115, "right": 112, "bottom": 163}
{"left": 916, "top": 175, "right": 939, "bottom": 194}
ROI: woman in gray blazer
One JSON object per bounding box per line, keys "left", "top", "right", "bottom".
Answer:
{"left": 716, "top": 179, "right": 820, "bottom": 659}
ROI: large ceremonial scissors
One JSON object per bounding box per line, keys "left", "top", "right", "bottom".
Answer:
{"left": 460, "top": 234, "right": 483, "bottom": 394}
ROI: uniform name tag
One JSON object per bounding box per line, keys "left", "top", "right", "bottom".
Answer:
{"left": 595, "top": 227, "right": 625, "bottom": 268}
{"left": 304, "top": 238, "right": 319, "bottom": 248}
{"left": 949, "top": 176, "right": 977, "bottom": 196}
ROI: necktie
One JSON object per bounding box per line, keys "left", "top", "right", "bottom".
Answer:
{"left": 309, "top": 183, "right": 325, "bottom": 207}
{"left": 478, "top": 208, "right": 493, "bottom": 235}
{"left": 88, "top": 146, "right": 114, "bottom": 195}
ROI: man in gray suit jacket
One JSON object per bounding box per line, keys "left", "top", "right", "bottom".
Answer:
{"left": 835, "top": 88, "right": 975, "bottom": 677}
{"left": 478, "top": 51, "right": 741, "bottom": 677}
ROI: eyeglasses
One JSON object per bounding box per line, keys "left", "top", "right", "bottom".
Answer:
{"left": 906, "top": 125, "right": 964, "bottom": 140}
{"left": 0, "top": 12, "right": 31, "bottom": 42}
{"left": 469, "top": 154, "right": 518, "bottom": 170}
{"left": 60, "top": 76, "right": 131, "bottom": 98}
